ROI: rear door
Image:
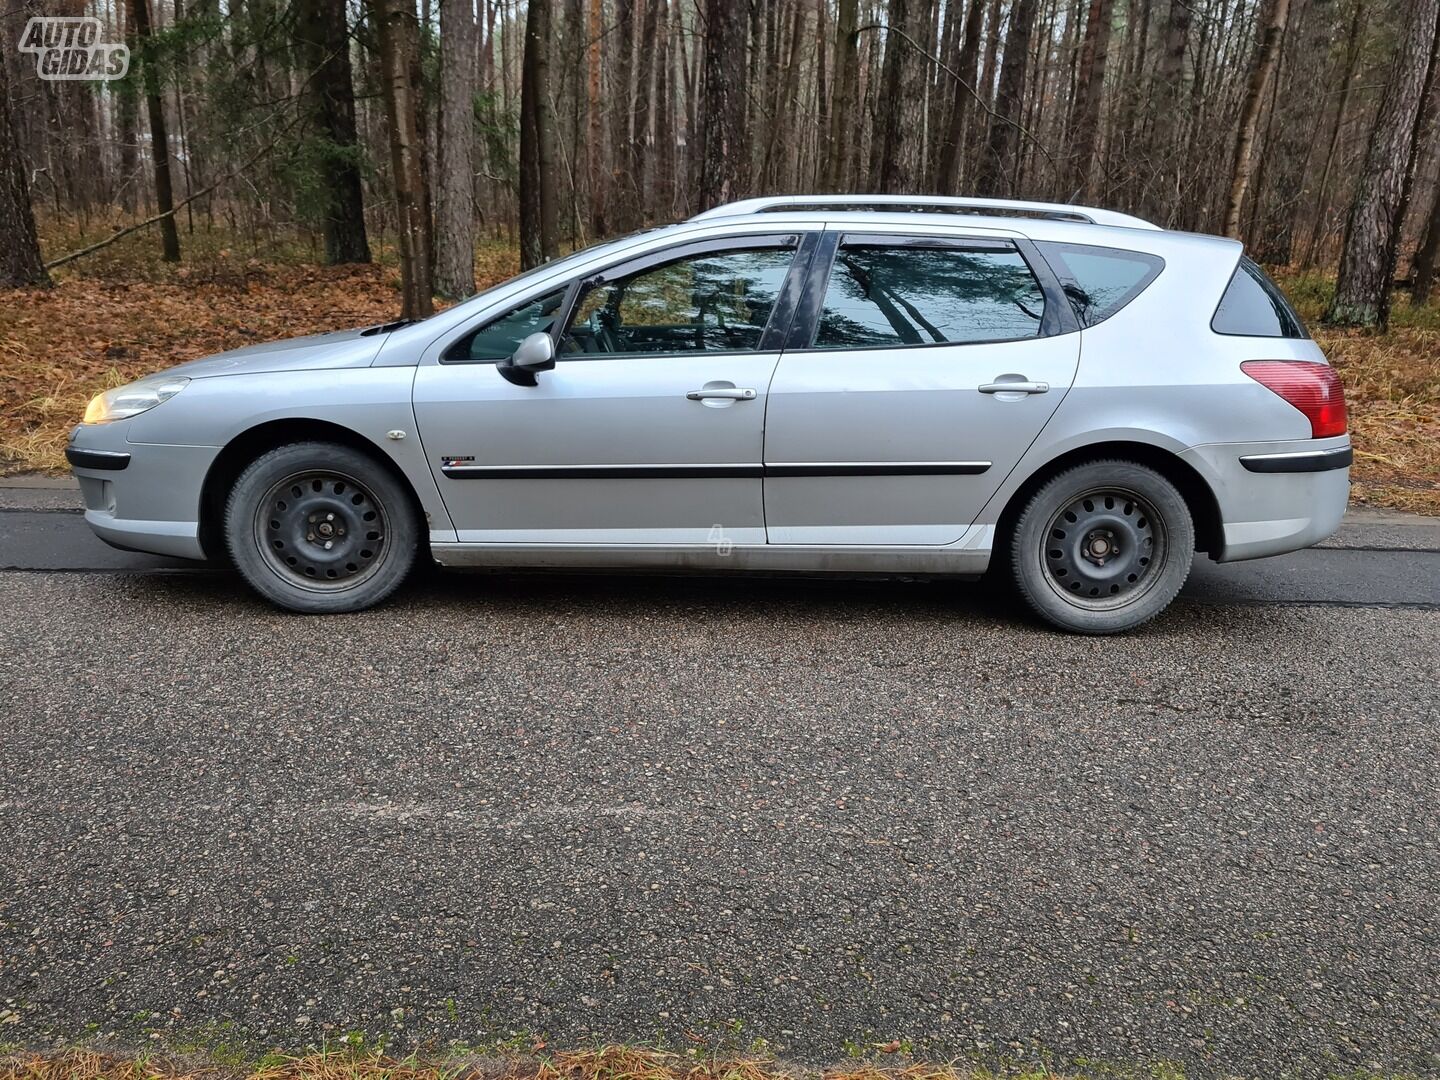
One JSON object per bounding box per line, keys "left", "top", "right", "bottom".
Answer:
{"left": 763, "top": 230, "right": 1080, "bottom": 545}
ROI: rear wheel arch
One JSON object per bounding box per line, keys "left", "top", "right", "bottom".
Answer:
{"left": 993, "top": 441, "right": 1223, "bottom": 559}
{"left": 199, "top": 418, "right": 426, "bottom": 563}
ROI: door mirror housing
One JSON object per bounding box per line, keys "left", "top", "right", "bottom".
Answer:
{"left": 498, "top": 332, "right": 556, "bottom": 386}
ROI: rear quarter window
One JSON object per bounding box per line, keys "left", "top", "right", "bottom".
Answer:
{"left": 1035, "top": 241, "right": 1164, "bottom": 327}
{"left": 1212, "top": 257, "right": 1308, "bottom": 338}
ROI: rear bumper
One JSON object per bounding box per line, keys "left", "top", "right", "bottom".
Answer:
{"left": 1239, "top": 445, "right": 1353, "bottom": 473}
{"left": 1181, "top": 437, "right": 1350, "bottom": 563}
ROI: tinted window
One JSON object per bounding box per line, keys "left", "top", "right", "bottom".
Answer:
{"left": 447, "top": 287, "right": 568, "bottom": 361}
{"left": 811, "top": 245, "right": 1045, "bottom": 349}
{"left": 1212, "top": 258, "right": 1307, "bottom": 338}
{"left": 1036, "top": 241, "right": 1163, "bottom": 326}
{"left": 560, "top": 248, "right": 796, "bottom": 355}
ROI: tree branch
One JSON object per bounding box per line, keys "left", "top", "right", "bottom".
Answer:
{"left": 44, "top": 113, "right": 302, "bottom": 270}
{"left": 854, "top": 21, "right": 1057, "bottom": 172}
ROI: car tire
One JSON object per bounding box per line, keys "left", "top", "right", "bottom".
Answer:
{"left": 224, "top": 441, "right": 419, "bottom": 614}
{"left": 1009, "top": 459, "right": 1194, "bottom": 634}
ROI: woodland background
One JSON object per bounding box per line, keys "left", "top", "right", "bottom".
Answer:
{"left": 0, "top": 0, "right": 1437, "bottom": 510}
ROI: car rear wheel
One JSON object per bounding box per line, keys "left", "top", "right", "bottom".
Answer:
{"left": 224, "top": 441, "right": 419, "bottom": 613}
{"left": 1009, "top": 460, "right": 1194, "bottom": 634}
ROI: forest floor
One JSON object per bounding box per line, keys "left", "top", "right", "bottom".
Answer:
{"left": 0, "top": 217, "right": 1436, "bottom": 514}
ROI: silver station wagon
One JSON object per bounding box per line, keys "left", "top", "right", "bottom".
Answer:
{"left": 68, "top": 195, "right": 1350, "bottom": 633}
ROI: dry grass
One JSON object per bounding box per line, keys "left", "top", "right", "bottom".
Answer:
{"left": 0, "top": 1048, "right": 1094, "bottom": 1080}
{"left": 0, "top": 219, "right": 1435, "bottom": 515}
{"left": 1278, "top": 273, "right": 1440, "bottom": 514}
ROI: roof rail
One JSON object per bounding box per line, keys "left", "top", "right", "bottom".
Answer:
{"left": 689, "top": 194, "right": 1160, "bottom": 231}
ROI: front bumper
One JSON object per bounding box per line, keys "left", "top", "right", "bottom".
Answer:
{"left": 1181, "top": 436, "right": 1351, "bottom": 563}
{"left": 65, "top": 446, "right": 132, "bottom": 471}
{"left": 68, "top": 423, "right": 219, "bottom": 561}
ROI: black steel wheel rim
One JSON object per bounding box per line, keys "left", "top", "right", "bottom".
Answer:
{"left": 1040, "top": 486, "right": 1168, "bottom": 610}
{"left": 253, "top": 470, "right": 388, "bottom": 592}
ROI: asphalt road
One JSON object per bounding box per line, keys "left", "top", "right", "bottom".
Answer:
{"left": 2, "top": 493, "right": 1438, "bottom": 1078}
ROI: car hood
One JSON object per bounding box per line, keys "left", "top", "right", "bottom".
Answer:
{"left": 164, "top": 327, "right": 388, "bottom": 379}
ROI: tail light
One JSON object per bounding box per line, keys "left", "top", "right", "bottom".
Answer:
{"left": 1240, "top": 360, "right": 1347, "bottom": 439}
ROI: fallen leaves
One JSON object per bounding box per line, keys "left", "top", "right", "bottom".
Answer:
{"left": 0, "top": 245, "right": 518, "bottom": 475}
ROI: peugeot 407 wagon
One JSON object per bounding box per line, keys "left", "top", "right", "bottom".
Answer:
{"left": 68, "top": 194, "right": 1350, "bottom": 633}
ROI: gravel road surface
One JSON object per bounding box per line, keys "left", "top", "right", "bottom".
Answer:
{"left": 1, "top": 491, "right": 1437, "bottom": 1078}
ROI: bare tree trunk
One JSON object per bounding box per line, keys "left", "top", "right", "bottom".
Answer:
{"left": 608, "top": 0, "right": 636, "bottom": 230}
{"left": 1325, "top": 0, "right": 1440, "bottom": 327}
{"left": 536, "top": 0, "right": 559, "bottom": 254}
{"left": 975, "top": 0, "right": 1039, "bottom": 196}
{"left": 762, "top": 0, "right": 807, "bottom": 189}
{"left": 130, "top": 0, "right": 181, "bottom": 261}
{"left": 696, "top": 0, "right": 749, "bottom": 209}
{"left": 370, "top": 0, "right": 434, "bottom": 318}
{"left": 585, "top": 0, "right": 606, "bottom": 236}
{"left": 436, "top": 0, "right": 477, "bottom": 297}
{"left": 1067, "top": 0, "right": 1112, "bottom": 200}
{"left": 1253, "top": 0, "right": 1332, "bottom": 266}
{"left": 520, "top": 0, "right": 559, "bottom": 268}
{"left": 872, "top": 0, "right": 924, "bottom": 192}
{"left": 295, "top": 0, "right": 372, "bottom": 264}
{"left": 1301, "top": 0, "right": 1366, "bottom": 272}
{"left": 633, "top": 0, "right": 662, "bottom": 216}
{"left": 1392, "top": 15, "right": 1440, "bottom": 295}
{"left": 1414, "top": 178, "right": 1440, "bottom": 304}
{"left": 1223, "top": 0, "right": 1292, "bottom": 237}
{"left": 116, "top": 0, "right": 140, "bottom": 214}
{"left": 0, "top": 54, "right": 49, "bottom": 288}
{"left": 653, "top": 0, "right": 676, "bottom": 217}
{"left": 1146, "top": 0, "right": 1191, "bottom": 224}
{"left": 825, "top": 0, "right": 859, "bottom": 191}
{"left": 1411, "top": 56, "right": 1440, "bottom": 304}
{"left": 933, "top": 0, "right": 984, "bottom": 194}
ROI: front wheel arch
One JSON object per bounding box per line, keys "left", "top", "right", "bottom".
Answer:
{"left": 992, "top": 440, "right": 1223, "bottom": 564}
{"left": 198, "top": 418, "right": 427, "bottom": 564}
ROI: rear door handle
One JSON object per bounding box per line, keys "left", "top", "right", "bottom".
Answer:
{"left": 978, "top": 380, "right": 1049, "bottom": 395}
{"left": 686, "top": 388, "right": 757, "bottom": 401}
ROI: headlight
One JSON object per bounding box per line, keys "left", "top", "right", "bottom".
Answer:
{"left": 83, "top": 375, "right": 190, "bottom": 424}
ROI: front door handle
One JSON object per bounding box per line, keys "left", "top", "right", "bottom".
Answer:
{"left": 686, "top": 388, "right": 757, "bottom": 401}
{"left": 978, "top": 379, "right": 1049, "bottom": 395}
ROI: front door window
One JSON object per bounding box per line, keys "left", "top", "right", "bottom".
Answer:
{"left": 445, "top": 287, "right": 569, "bottom": 362}
{"left": 559, "top": 248, "right": 796, "bottom": 356}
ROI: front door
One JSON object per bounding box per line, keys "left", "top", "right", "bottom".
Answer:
{"left": 413, "top": 236, "right": 805, "bottom": 544}
{"left": 763, "top": 231, "right": 1080, "bottom": 544}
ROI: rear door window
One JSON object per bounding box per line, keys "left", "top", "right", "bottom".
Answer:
{"left": 810, "top": 243, "right": 1046, "bottom": 349}
{"left": 1035, "top": 241, "right": 1163, "bottom": 327}
{"left": 1211, "top": 257, "right": 1308, "bottom": 338}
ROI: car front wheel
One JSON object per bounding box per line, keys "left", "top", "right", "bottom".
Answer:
{"left": 1009, "top": 459, "right": 1194, "bottom": 634}
{"left": 224, "top": 441, "right": 419, "bottom": 613}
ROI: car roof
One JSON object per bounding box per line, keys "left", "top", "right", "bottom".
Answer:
{"left": 673, "top": 195, "right": 1242, "bottom": 258}
{"left": 690, "top": 194, "right": 1160, "bottom": 230}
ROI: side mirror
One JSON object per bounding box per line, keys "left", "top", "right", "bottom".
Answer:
{"left": 497, "top": 332, "right": 555, "bottom": 386}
